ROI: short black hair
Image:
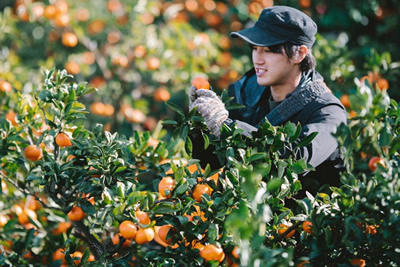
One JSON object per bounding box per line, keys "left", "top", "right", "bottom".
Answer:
{"left": 268, "top": 42, "right": 316, "bottom": 72}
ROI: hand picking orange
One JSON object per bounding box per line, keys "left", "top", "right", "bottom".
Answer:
{"left": 192, "top": 76, "right": 210, "bottom": 90}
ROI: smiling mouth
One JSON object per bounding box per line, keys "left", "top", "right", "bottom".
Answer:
{"left": 255, "top": 68, "right": 267, "bottom": 76}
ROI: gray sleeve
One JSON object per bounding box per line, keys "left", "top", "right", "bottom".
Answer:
{"left": 223, "top": 118, "right": 258, "bottom": 137}
{"left": 281, "top": 104, "right": 347, "bottom": 168}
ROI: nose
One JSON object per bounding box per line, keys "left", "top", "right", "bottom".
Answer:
{"left": 252, "top": 47, "right": 264, "bottom": 65}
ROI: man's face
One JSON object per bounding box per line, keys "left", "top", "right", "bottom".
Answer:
{"left": 252, "top": 45, "right": 298, "bottom": 88}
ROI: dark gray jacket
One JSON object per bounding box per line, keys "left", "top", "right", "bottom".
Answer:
{"left": 193, "top": 68, "right": 347, "bottom": 195}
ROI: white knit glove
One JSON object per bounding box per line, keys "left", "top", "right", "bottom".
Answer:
{"left": 189, "top": 86, "right": 198, "bottom": 111}
{"left": 190, "top": 89, "right": 228, "bottom": 137}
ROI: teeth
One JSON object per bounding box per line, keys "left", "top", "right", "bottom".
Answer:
{"left": 256, "top": 68, "right": 266, "bottom": 74}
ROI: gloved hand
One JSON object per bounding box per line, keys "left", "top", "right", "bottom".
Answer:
{"left": 189, "top": 85, "right": 198, "bottom": 111}
{"left": 190, "top": 89, "right": 229, "bottom": 137}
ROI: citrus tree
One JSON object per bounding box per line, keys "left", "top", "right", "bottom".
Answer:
{"left": 1, "top": 1, "right": 400, "bottom": 267}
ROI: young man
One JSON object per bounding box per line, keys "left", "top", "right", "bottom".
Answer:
{"left": 189, "top": 6, "right": 347, "bottom": 194}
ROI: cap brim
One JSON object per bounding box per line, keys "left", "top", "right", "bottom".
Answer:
{"left": 230, "top": 27, "right": 286, "bottom": 47}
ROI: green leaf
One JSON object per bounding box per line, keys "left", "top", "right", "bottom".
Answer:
{"left": 81, "top": 87, "right": 97, "bottom": 96}
{"left": 166, "top": 102, "right": 185, "bottom": 117}
{"left": 64, "top": 102, "right": 73, "bottom": 115}
{"left": 175, "top": 182, "right": 189, "bottom": 195}
{"left": 277, "top": 160, "right": 288, "bottom": 179}
{"left": 114, "top": 166, "right": 127, "bottom": 174}
{"left": 291, "top": 159, "right": 308, "bottom": 174}
{"left": 162, "top": 119, "right": 178, "bottom": 125}
{"left": 248, "top": 153, "right": 267, "bottom": 163}
{"left": 296, "top": 132, "right": 318, "bottom": 148}
{"left": 284, "top": 122, "right": 297, "bottom": 138}
{"left": 81, "top": 248, "right": 90, "bottom": 263}
{"left": 25, "top": 228, "right": 36, "bottom": 247}
{"left": 185, "top": 135, "right": 192, "bottom": 155}
{"left": 180, "top": 125, "right": 189, "bottom": 141}
{"left": 207, "top": 223, "right": 218, "bottom": 242}
{"left": 202, "top": 131, "right": 209, "bottom": 150}
{"left": 267, "top": 178, "right": 283, "bottom": 192}
{"left": 226, "top": 103, "right": 245, "bottom": 110}
{"left": 80, "top": 199, "right": 96, "bottom": 215}
{"left": 289, "top": 123, "right": 302, "bottom": 143}
{"left": 153, "top": 202, "right": 178, "bottom": 214}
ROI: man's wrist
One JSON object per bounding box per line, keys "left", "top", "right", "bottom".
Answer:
{"left": 223, "top": 118, "right": 236, "bottom": 129}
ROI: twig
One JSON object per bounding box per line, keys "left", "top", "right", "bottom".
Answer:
{"left": 0, "top": 173, "right": 63, "bottom": 212}
{"left": 275, "top": 221, "right": 303, "bottom": 243}
{"left": 79, "top": 36, "right": 112, "bottom": 80}
{"left": 73, "top": 221, "right": 104, "bottom": 260}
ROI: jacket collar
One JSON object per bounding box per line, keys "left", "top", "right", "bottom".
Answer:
{"left": 266, "top": 70, "right": 329, "bottom": 126}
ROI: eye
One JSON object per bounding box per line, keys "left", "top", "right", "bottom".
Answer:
{"left": 263, "top": 48, "right": 271, "bottom": 53}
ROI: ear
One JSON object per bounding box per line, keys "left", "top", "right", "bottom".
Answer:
{"left": 293, "top": 45, "right": 308, "bottom": 64}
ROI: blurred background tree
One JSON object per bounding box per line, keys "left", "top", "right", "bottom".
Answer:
{"left": 1, "top": 0, "right": 399, "bottom": 138}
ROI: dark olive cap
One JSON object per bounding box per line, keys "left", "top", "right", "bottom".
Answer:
{"left": 230, "top": 6, "right": 317, "bottom": 48}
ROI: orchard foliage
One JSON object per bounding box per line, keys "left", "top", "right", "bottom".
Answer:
{"left": 2, "top": 68, "right": 399, "bottom": 266}
{"left": 1, "top": 0, "right": 400, "bottom": 266}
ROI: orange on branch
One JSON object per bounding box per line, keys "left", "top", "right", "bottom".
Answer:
{"left": 5, "top": 111, "right": 18, "bottom": 126}
{"left": 231, "top": 246, "right": 239, "bottom": 259}
{"left": 76, "top": 8, "right": 90, "bottom": 21}
{"left": 107, "top": 0, "right": 124, "bottom": 13}
{"left": 65, "top": 61, "right": 80, "bottom": 75}
{"left": 158, "top": 177, "right": 175, "bottom": 198}
{"left": 192, "top": 184, "right": 212, "bottom": 202}
{"left": 107, "top": 31, "right": 121, "bottom": 44}
{"left": 365, "top": 224, "right": 378, "bottom": 235}
{"left": 32, "top": 5, "right": 44, "bottom": 19}
{"left": 18, "top": 208, "right": 37, "bottom": 225}
{"left": 103, "top": 104, "right": 115, "bottom": 117}
{"left": 44, "top": 5, "right": 57, "bottom": 19}
{"left": 192, "top": 76, "right": 210, "bottom": 90}
{"left": 146, "top": 57, "right": 160, "bottom": 70}
{"left": 278, "top": 223, "right": 295, "bottom": 238}
{"left": 67, "top": 206, "right": 85, "bottom": 221}
{"left": 24, "top": 145, "right": 43, "bottom": 161}
{"left": 377, "top": 78, "right": 389, "bottom": 90}
{"left": 368, "top": 156, "right": 385, "bottom": 172}
{"left": 83, "top": 51, "right": 96, "bottom": 64}
{"left": 133, "top": 45, "right": 146, "bottom": 58}
{"left": 0, "top": 214, "right": 9, "bottom": 227}
{"left": 135, "top": 210, "right": 151, "bottom": 225}
{"left": 52, "top": 248, "right": 66, "bottom": 263}
{"left": 52, "top": 221, "right": 72, "bottom": 235}
{"left": 200, "top": 244, "right": 225, "bottom": 263}
{"left": 87, "top": 19, "right": 106, "bottom": 35}
{"left": 55, "top": 0, "right": 69, "bottom": 14}
{"left": 61, "top": 32, "right": 78, "bottom": 47}
{"left": 112, "top": 233, "right": 131, "bottom": 247}
{"left": 297, "top": 261, "right": 311, "bottom": 267}
{"left": 303, "top": 221, "right": 313, "bottom": 234}
{"left": 156, "top": 225, "right": 174, "bottom": 246}
{"left": 135, "top": 227, "right": 155, "bottom": 245}
{"left": 0, "top": 80, "right": 12, "bottom": 93}
{"left": 56, "top": 132, "right": 72, "bottom": 147}
{"left": 71, "top": 251, "right": 83, "bottom": 265}
{"left": 190, "top": 205, "right": 207, "bottom": 222}
{"left": 299, "top": 0, "right": 311, "bottom": 8}
{"left": 154, "top": 87, "right": 171, "bottom": 102}
{"left": 119, "top": 220, "right": 138, "bottom": 240}
{"left": 27, "top": 197, "right": 42, "bottom": 211}
{"left": 54, "top": 13, "right": 70, "bottom": 27}
{"left": 340, "top": 94, "right": 350, "bottom": 108}
{"left": 350, "top": 258, "right": 366, "bottom": 267}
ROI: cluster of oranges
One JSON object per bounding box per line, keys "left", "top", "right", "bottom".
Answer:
{"left": 339, "top": 72, "right": 390, "bottom": 119}
{"left": 53, "top": 248, "right": 95, "bottom": 266}
{"left": 90, "top": 102, "right": 115, "bottom": 117}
